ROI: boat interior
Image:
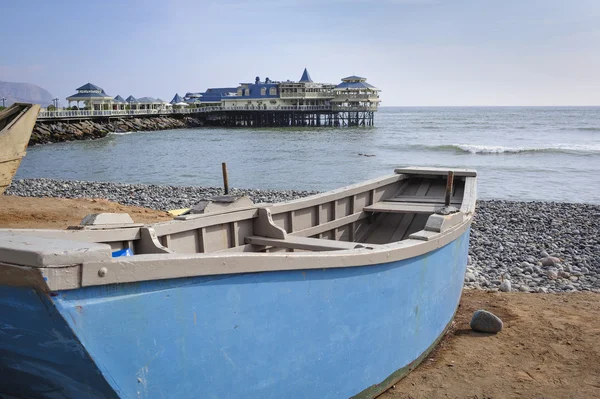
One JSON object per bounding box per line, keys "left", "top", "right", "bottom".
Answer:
{"left": 4, "top": 168, "right": 476, "bottom": 257}
{"left": 0, "top": 103, "right": 31, "bottom": 132}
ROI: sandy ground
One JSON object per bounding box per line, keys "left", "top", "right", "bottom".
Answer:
{"left": 2, "top": 196, "right": 599, "bottom": 399}
{"left": 0, "top": 195, "right": 172, "bottom": 229}
{"left": 381, "top": 290, "right": 600, "bottom": 399}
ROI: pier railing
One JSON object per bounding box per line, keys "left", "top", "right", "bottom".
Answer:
{"left": 280, "top": 92, "right": 334, "bottom": 99}
{"left": 38, "top": 105, "right": 377, "bottom": 120}
{"left": 37, "top": 107, "right": 214, "bottom": 120}
{"left": 331, "top": 94, "right": 381, "bottom": 102}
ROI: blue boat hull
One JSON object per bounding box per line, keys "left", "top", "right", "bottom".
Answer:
{"left": 0, "top": 229, "right": 470, "bottom": 399}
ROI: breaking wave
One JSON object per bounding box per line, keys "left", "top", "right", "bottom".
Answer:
{"left": 416, "top": 144, "right": 600, "bottom": 155}
{"left": 109, "top": 131, "right": 135, "bottom": 136}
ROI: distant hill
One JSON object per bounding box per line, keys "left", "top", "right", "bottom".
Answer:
{"left": 0, "top": 81, "right": 53, "bottom": 106}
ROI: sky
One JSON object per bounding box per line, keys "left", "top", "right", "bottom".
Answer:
{"left": 2, "top": 0, "right": 600, "bottom": 106}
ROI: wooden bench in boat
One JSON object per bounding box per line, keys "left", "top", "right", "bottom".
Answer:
{"left": 245, "top": 235, "right": 376, "bottom": 252}
{"left": 363, "top": 201, "right": 442, "bottom": 214}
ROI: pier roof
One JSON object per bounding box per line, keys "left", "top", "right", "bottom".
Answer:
{"left": 67, "top": 82, "right": 113, "bottom": 104}
{"left": 125, "top": 95, "right": 139, "bottom": 103}
{"left": 231, "top": 82, "right": 279, "bottom": 100}
{"left": 202, "top": 88, "right": 239, "bottom": 96}
{"left": 76, "top": 82, "right": 104, "bottom": 92}
{"left": 335, "top": 80, "right": 380, "bottom": 91}
{"left": 66, "top": 92, "right": 113, "bottom": 100}
{"left": 299, "top": 68, "right": 313, "bottom": 83}
{"left": 137, "top": 97, "right": 162, "bottom": 104}
{"left": 198, "top": 87, "right": 238, "bottom": 103}
{"left": 333, "top": 75, "right": 381, "bottom": 91}
{"left": 170, "top": 93, "right": 183, "bottom": 104}
{"left": 341, "top": 76, "right": 367, "bottom": 82}
{"left": 113, "top": 95, "right": 126, "bottom": 103}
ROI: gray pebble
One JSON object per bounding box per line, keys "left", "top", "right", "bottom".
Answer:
{"left": 470, "top": 310, "right": 503, "bottom": 333}
{"left": 500, "top": 280, "right": 512, "bottom": 292}
{"left": 540, "top": 256, "right": 561, "bottom": 266}
{"left": 558, "top": 271, "right": 571, "bottom": 279}
{"left": 511, "top": 267, "right": 523, "bottom": 275}
{"left": 546, "top": 270, "right": 558, "bottom": 279}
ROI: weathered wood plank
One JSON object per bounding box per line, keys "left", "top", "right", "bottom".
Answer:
{"left": 0, "top": 228, "right": 141, "bottom": 243}
{"left": 395, "top": 167, "right": 477, "bottom": 177}
{"left": 245, "top": 235, "right": 371, "bottom": 251}
{"left": 152, "top": 209, "right": 259, "bottom": 236}
{"left": 389, "top": 213, "right": 416, "bottom": 242}
{"left": 290, "top": 212, "right": 368, "bottom": 238}
{"left": 385, "top": 197, "right": 462, "bottom": 205}
{"left": 415, "top": 179, "right": 432, "bottom": 197}
{"left": 364, "top": 202, "right": 440, "bottom": 214}
{"left": 268, "top": 175, "right": 404, "bottom": 214}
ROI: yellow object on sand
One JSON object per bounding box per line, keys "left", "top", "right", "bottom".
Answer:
{"left": 167, "top": 208, "right": 190, "bottom": 217}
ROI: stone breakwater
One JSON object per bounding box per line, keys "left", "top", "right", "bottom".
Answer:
{"left": 30, "top": 116, "right": 204, "bottom": 146}
{"left": 6, "top": 178, "right": 600, "bottom": 294}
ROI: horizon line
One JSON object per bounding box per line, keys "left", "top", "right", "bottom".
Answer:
{"left": 379, "top": 104, "right": 600, "bottom": 107}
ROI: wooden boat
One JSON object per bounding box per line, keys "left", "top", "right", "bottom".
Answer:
{"left": 0, "top": 103, "right": 40, "bottom": 195}
{"left": 0, "top": 167, "right": 476, "bottom": 399}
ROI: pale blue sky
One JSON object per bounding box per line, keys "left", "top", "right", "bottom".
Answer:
{"left": 2, "top": 0, "right": 599, "bottom": 105}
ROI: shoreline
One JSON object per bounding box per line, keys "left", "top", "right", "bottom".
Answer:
{"left": 6, "top": 178, "right": 600, "bottom": 294}
{"left": 7, "top": 177, "right": 600, "bottom": 208}
{"left": 30, "top": 116, "right": 204, "bottom": 146}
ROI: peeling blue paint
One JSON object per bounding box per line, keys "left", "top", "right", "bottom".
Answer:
{"left": 0, "top": 287, "right": 119, "bottom": 398}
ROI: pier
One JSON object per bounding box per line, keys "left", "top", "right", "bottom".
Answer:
{"left": 38, "top": 105, "right": 377, "bottom": 127}
{"left": 41, "top": 69, "right": 380, "bottom": 127}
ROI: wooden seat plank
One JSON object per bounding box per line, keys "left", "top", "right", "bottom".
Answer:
{"left": 395, "top": 167, "right": 477, "bottom": 177}
{"left": 245, "top": 236, "right": 374, "bottom": 251}
{"left": 363, "top": 202, "right": 440, "bottom": 214}
{"left": 384, "top": 197, "right": 462, "bottom": 205}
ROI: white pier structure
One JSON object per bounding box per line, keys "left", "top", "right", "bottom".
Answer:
{"left": 41, "top": 70, "right": 381, "bottom": 127}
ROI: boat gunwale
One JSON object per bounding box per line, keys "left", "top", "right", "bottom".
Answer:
{"left": 0, "top": 103, "right": 37, "bottom": 138}
{"left": 0, "top": 103, "right": 40, "bottom": 195}
{"left": 0, "top": 172, "right": 476, "bottom": 291}
{"left": 149, "top": 174, "right": 406, "bottom": 236}
{"left": 0, "top": 104, "right": 28, "bottom": 132}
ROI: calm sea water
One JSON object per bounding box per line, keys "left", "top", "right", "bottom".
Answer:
{"left": 16, "top": 107, "right": 600, "bottom": 204}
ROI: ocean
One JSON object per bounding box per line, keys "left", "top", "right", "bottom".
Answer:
{"left": 16, "top": 107, "right": 600, "bottom": 204}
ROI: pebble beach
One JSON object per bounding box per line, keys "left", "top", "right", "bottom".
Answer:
{"left": 7, "top": 178, "right": 600, "bottom": 294}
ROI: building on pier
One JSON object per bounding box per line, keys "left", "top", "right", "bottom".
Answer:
{"left": 66, "top": 83, "right": 171, "bottom": 111}
{"left": 112, "top": 95, "right": 127, "bottom": 110}
{"left": 136, "top": 97, "right": 170, "bottom": 110}
{"left": 218, "top": 68, "right": 337, "bottom": 109}
{"left": 125, "top": 95, "right": 139, "bottom": 110}
{"left": 49, "top": 70, "right": 380, "bottom": 127}
{"left": 66, "top": 83, "right": 113, "bottom": 110}
{"left": 205, "top": 68, "right": 380, "bottom": 126}
{"left": 184, "top": 88, "right": 238, "bottom": 107}
{"left": 331, "top": 76, "right": 381, "bottom": 111}
{"left": 276, "top": 68, "right": 337, "bottom": 108}
{"left": 221, "top": 77, "right": 280, "bottom": 109}
{"left": 170, "top": 93, "right": 188, "bottom": 108}
{"left": 201, "top": 68, "right": 378, "bottom": 112}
